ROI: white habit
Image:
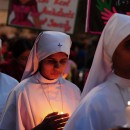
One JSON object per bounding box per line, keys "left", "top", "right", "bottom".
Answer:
{"left": 64, "top": 13, "right": 130, "bottom": 130}
{"left": 0, "top": 72, "right": 80, "bottom": 130}
{"left": 0, "top": 31, "right": 81, "bottom": 130}
{"left": 64, "top": 73, "right": 130, "bottom": 130}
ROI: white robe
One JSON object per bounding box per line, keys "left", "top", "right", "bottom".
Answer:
{"left": 64, "top": 73, "right": 130, "bottom": 130}
{"left": 0, "top": 72, "right": 81, "bottom": 130}
{"left": 0, "top": 72, "right": 18, "bottom": 120}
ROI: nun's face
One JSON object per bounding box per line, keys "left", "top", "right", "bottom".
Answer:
{"left": 112, "top": 35, "right": 130, "bottom": 79}
{"left": 39, "top": 52, "right": 68, "bottom": 80}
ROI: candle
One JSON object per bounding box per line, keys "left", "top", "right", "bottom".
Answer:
{"left": 125, "top": 101, "right": 130, "bottom": 127}
{"left": 60, "top": 112, "right": 64, "bottom": 114}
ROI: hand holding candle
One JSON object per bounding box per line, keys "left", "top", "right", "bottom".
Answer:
{"left": 58, "top": 112, "right": 69, "bottom": 129}
{"left": 126, "top": 101, "right": 130, "bottom": 127}
{"left": 33, "top": 112, "right": 69, "bottom": 130}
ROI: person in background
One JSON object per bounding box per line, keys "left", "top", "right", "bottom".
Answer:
{"left": 83, "top": 38, "right": 98, "bottom": 84}
{"left": 0, "top": 37, "right": 33, "bottom": 81}
{"left": 0, "top": 72, "right": 18, "bottom": 120}
{"left": 62, "top": 59, "right": 78, "bottom": 85}
{"left": 0, "top": 34, "right": 10, "bottom": 63}
{"left": 63, "top": 13, "right": 130, "bottom": 130}
{"left": 0, "top": 31, "right": 81, "bottom": 130}
{"left": 0, "top": 38, "right": 19, "bottom": 120}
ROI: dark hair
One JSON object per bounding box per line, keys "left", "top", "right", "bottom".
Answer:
{"left": 10, "top": 37, "right": 33, "bottom": 58}
{"left": 0, "top": 34, "right": 9, "bottom": 44}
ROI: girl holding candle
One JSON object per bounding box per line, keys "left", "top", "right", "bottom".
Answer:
{"left": 0, "top": 31, "right": 81, "bottom": 130}
{"left": 64, "top": 13, "right": 130, "bottom": 130}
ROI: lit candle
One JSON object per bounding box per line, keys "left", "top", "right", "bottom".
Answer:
{"left": 60, "top": 112, "right": 64, "bottom": 114}
{"left": 125, "top": 101, "right": 130, "bottom": 127}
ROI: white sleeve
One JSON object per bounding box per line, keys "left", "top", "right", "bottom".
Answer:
{"left": 0, "top": 90, "right": 17, "bottom": 130}
{"left": 64, "top": 95, "right": 104, "bottom": 130}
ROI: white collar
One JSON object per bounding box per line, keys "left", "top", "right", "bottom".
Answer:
{"left": 107, "top": 73, "right": 130, "bottom": 88}
{"left": 34, "top": 72, "right": 59, "bottom": 84}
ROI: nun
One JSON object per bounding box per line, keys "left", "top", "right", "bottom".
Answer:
{"left": 0, "top": 31, "right": 81, "bottom": 130}
{"left": 64, "top": 13, "right": 130, "bottom": 130}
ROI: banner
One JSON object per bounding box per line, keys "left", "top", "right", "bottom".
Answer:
{"left": 7, "top": 0, "right": 79, "bottom": 34}
{"left": 86, "top": 0, "right": 130, "bottom": 34}
{"left": 0, "top": 0, "right": 8, "bottom": 10}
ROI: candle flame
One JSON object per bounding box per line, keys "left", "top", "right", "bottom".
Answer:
{"left": 60, "top": 112, "right": 64, "bottom": 114}
{"left": 128, "top": 101, "right": 130, "bottom": 106}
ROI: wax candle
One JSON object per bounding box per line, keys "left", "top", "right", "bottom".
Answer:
{"left": 60, "top": 112, "right": 64, "bottom": 114}
{"left": 126, "top": 101, "right": 130, "bottom": 127}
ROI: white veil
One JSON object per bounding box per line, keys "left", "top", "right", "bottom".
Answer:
{"left": 21, "top": 31, "right": 72, "bottom": 80}
{"left": 81, "top": 13, "right": 130, "bottom": 99}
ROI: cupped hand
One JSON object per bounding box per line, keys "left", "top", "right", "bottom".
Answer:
{"left": 32, "top": 112, "right": 69, "bottom": 130}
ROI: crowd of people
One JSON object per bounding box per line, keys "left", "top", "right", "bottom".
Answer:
{"left": 0, "top": 13, "right": 130, "bottom": 130}
{"left": 0, "top": 26, "right": 98, "bottom": 91}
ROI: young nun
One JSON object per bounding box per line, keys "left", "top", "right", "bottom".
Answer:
{"left": 0, "top": 31, "right": 81, "bottom": 130}
{"left": 63, "top": 13, "right": 130, "bottom": 130}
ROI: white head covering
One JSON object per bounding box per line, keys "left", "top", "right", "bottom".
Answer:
{"left": 81, "top": 13, "right": 130, "bottom": 99}
{"left": 21, "top": 31, "right": 72, "bottom": 80}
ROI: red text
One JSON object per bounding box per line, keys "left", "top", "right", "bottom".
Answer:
{"left": 47, "top": 19, "right": 71, "bottom": 32}
{"left": 54, "top": 0, "right": 71, "bottom": 6}
{"left": 36, "top": 0, "right": 49, "bottom": 3}
{"left": 41, "top": 7, "right": 74, "bottom": 18}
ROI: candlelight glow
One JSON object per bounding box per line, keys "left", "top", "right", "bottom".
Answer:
{"left": 128, "top": 101, "right": 130, "bottom": 106}
{"left": 60, "top": 112, "right": 64, "bottom": 114}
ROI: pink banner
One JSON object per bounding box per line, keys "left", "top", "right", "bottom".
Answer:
{"left": 7, "top": 0, "right": 79, "bottom": 34}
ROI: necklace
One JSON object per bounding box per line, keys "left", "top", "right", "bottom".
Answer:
{"left": 115, "top": 83, "right": 129, "bottom": 107}
{"left": 38, "top": 79, "right": 63, "bottom": 113}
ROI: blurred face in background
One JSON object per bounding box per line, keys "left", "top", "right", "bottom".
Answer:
{"left": 1, "top": 42, "right": 8, "bottom": 55}
{"left": 17, "top": 49, "right": 30, "bottom": 68}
